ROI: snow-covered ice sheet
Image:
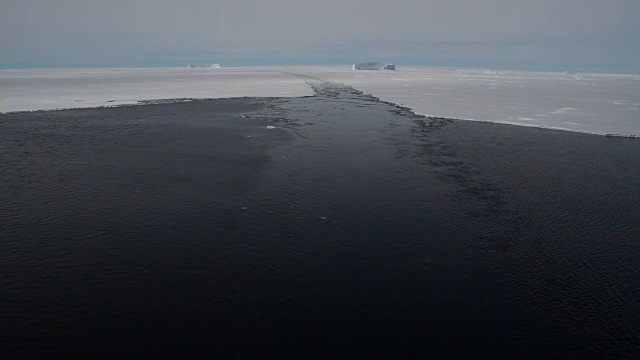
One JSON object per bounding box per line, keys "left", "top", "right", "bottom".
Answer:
{"left": 0, "top": 67, "right": 313, "bottom": 113}
{"left": 290, "top": 65, "right": 640, "bottom": 136}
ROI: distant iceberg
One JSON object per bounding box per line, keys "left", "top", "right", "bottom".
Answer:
{"left": 352, "top": 62, "right": 396, "bottom": 70}
{"left": 187, "top": 64, "right": 222, "bottom": 69}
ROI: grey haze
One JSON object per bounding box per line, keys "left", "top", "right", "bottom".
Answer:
{"left": 2, "top": 0, "right": 639, "bottom": 72}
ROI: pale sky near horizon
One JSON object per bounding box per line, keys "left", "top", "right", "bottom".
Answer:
{"left": 2, "top": 0, "right": 639, "bottom": 71}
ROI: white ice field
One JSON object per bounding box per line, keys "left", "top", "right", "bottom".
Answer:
{"left": 0, "top": 67, "right": 314, "bottom": 113}
{"left": 1, "top": 66, "right": 639, "bottom": 136}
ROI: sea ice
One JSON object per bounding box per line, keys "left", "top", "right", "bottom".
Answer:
{"left": 0, "top": 67, "right": 313, "bottom": 113}
{"left": 2, "top": 65, "right": 639, "bottom": 136}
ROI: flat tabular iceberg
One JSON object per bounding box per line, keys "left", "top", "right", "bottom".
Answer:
{"left": 187, "top": 64, "right": 222, "bottom": 69}
{"left": 352, "top": 62, "right": 396, "bottom": 71}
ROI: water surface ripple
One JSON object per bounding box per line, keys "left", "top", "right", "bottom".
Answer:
{"left": 1, "top": 89, "right": 639, "bottom": 358}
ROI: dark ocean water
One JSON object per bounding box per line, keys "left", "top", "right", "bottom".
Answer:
{"left": 1, "top": 86, "right": 639, "bottom": 358}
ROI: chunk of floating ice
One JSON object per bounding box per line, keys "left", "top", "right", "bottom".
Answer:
{"left": 266, "top": 126, "right": 278, "bottom": 129}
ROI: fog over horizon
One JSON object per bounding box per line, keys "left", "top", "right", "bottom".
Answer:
{"left": 2, "top": 0, "right": 640, "bottom": 72}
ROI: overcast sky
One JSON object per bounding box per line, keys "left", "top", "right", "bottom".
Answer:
{"left": 2, "top": 0, "right": 639, "bottom": 71}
